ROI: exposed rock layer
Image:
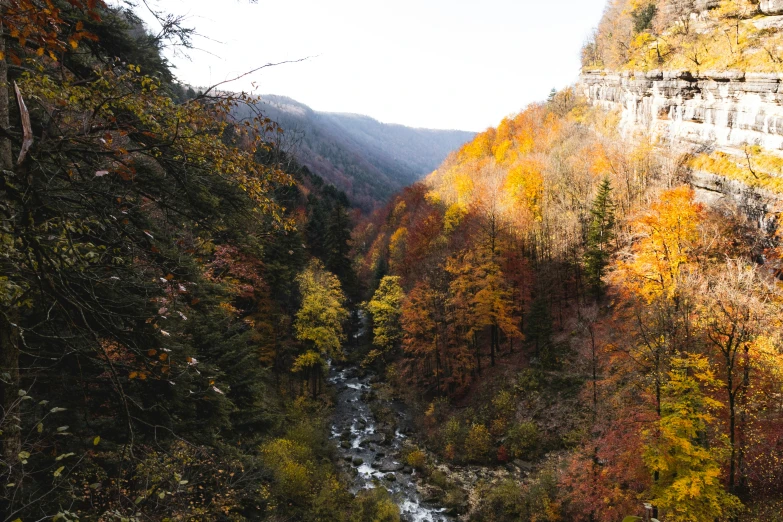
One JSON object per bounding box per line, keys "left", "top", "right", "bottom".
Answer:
{"left": 581, "top": 69, "right": 783, "bottom": 153}
{"left": 580, "top": 69, "right": 783, "bottom": 228}
{"left": 762, "top": 0, "right": 783, "bottom": 15}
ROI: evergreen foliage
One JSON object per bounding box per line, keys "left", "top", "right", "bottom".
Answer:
{"left": 584, "top": 177, "right": 616, "bottom": 298}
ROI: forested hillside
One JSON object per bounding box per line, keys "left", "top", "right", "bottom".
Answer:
{"left": 4, "top": 1, "right": 783, "bottom": 521}
{"left": 238, "top": 95, "right": 475, "bottom": 210}
{"left": 0, "top": 2, "right": 394, "bottom": 520}
{"left": 354, "top": 86, "right": 783, "bottom": 519}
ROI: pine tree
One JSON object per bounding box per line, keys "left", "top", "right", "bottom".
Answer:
{"left": 584, "top": 177, "right": 615, "bottom": 298}
{"left": 526, "top": 295, "right": 555, "bottom": 368}
{"left": 324, "top": 203, "right": 359, "bottom": 299}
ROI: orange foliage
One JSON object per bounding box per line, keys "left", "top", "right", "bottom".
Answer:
{"left": 617, "top": 186, "right": 704, "bottom": 302}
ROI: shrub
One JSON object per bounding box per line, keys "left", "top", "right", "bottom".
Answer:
{"left": 465, "top": 424, "right": 492, "bottom": 462}
{"left": 405, "top": 448, "right": 427, "bottom": 470}
{"left": 475, "top": 479, "right": 523, "bottom": 520}
{"left": 506, "top": 421, "right": 540, "bottom": 459}
{"left": 260, "top": 438, "right": 314, "bottom": 505}
{"left": 515, "top": 368, "right": 541, "bottom": 393}
{"left": 354, "top": 487, "right": 400, "bottom": 522}
{"left": 444, "top": 416, "right": 464, "bottom": 444}
{"left": 444, "top": 443, "right": 456, "bottom": 461}
{"left": 497, "top": 445, "right": 510, "bottom": 463}
{"left": 491, "top": 417, "right": 508, "bottom": 436}
{"left": 492, "top": 389, "right": 516, "bottom": 419}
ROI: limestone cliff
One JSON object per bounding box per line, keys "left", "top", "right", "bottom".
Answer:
{"left": 581, "top": 68, "right": 782, "bottom": 229}
{"left": 581, "top": 63, "right": 783, "bottom": 228}
{"left": 582, "top": 69, "right": 783, "bottom": 152}
{"left": 578, "top": 1, "right": 783, "bottom": 229}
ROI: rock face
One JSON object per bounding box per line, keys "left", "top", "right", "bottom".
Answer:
{"left": 580, "top": 69, "right": 783, "bottom": 153}
{"left": 762, "top": 0, "right": 783, "bottom": 15}
{"left": 580, "top": 69, "right": 783, "bottom": 223}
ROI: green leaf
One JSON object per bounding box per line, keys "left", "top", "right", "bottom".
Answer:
{"left": 50, "top": 407, "right": 67, "bottom": 413}
{"left": 53, "top": 466, "right": 65, "bottom": 477}
{"left": 55, "top": 452, "right": 75, "bottom": 461}
{"left": 36, "top": 423, "right": 43, "bottom": 433}
{"left": 93, "top": 436, "right": 101, "bottom": 446}
{"left": 622, "top": 518, "right": 643, "bottom": 522}
{"left": 56, "top": 425, "right": 69, "bottom": 432}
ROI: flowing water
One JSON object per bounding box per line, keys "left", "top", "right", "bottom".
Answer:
{"left": 328, "top": 365, "right": 450, "bottom": 522}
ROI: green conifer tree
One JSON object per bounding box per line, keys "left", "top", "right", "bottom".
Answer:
{"left": 584, "top": 177, "right": 615, "bottom": 298}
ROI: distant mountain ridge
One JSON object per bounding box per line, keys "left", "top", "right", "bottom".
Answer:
{"left": 243, "top": 95, "right": 475, "bottom": 209}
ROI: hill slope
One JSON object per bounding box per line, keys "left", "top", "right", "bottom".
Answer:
{"left": 246, "top": 95, "right": 475, "bottom": 209}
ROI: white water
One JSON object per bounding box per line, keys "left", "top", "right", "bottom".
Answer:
{"left": 328, "top": 366, "right": 450, "bottom": 522}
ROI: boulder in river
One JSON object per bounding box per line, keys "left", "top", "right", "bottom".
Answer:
{"left": 377, "top": 459, "right": 404, "bottom": 472}
{"left": 352, "top": 457, "right": 364, "bottom": 466}
{"left": 418, "top": 484, "right": 445, "bottom": 503}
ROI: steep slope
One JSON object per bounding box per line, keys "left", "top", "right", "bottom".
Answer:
{"left": 247, "top": 95, "right": 475, "bottom": 210}
{"left": 580, "top": 0, "right": 783, "bottom": 222}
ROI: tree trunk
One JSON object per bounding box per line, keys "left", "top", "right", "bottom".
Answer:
{"left": 490, "top": 325, "right": 496, "bottom": 367}
{"left": 0, "top": 1, "right": 22, "bottom": 484}
{"left": 434, "top": 334, "right": 441, "bottom": 396}
{"left": 474, "top": 332, "right": 481, "bottom": 375}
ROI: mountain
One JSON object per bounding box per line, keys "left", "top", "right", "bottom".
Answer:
{"left": 243, "top": 95, "right": 475, "bottom": 210}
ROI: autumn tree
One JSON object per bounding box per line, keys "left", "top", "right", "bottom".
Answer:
{"left": 401, "top": 281, "right": 449, "bottom": 393}
{"left": 613, "top": 186, "right": 705, "bottom": 419}
{"left": 366, "top": 275, "right": 405, "bottom": 365}
{"left": 642, "top": 355, "right": 742, "bottom": 522}
{"left": 693, "top": 261, "right": 769, "bottom": 495}
{"left": 447, "top": 248, "right": 519, "bottom": 370}
{"left": 294, "top": 259, "right": 348, "bottom": 397}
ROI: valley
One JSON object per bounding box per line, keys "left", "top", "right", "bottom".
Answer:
{"left": 3, "top": 1, "right": 783, "bottom": 521}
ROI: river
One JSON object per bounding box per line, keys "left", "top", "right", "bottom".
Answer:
{"left": 328, "top": 364, "right": 451, "bottom": 522}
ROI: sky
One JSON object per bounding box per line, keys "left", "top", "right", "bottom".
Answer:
{"left": 131, "top": 0, "right": 608, "bottom": 132}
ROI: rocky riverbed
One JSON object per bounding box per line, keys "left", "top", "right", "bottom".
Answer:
{"left": 328, "top": 365, "right": 450, "bottom": 522}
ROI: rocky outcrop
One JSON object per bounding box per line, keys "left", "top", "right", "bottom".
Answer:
{"left": 762, "top": 0, "right": 783, "bottom": 15}
{"left": 580, "top": 69, "right": 783, "bottom": 225}
{"left": 580, "top": 69, "right": 783, "bottom": 153}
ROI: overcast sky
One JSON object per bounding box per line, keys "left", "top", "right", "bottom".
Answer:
{"left": 131, "top": 0, "right": 607, "bottom": 131}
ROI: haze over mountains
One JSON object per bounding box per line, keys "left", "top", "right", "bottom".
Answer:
{"left": 247, "top": 95, "right": 475, "bottom": 209}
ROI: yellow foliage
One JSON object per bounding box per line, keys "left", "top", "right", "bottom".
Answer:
{"left": 464, "top": 423, "right": 492, "bottom": 462}
{"left": 405, "top": 449, "right": 427, "bottom": 470}
{"left": 691, "top": 149, "right": 783, "bottom": 194}
{"left": 503, "top": 159, "right": 544, "bottom": 223}
{"left": 389, "top": 227, "right": 409, "bottom": 272}
{"left": 642, "top": 354, "right": 742, "bottom": 521}
{"left": 618, "top": 186, "right": 703, "bottom": 302}
{"left": 260, "top": 438, "right": 314, "bottom": 504}
{"left": 443, "top": 203, "right": 466, "bottom": 234}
